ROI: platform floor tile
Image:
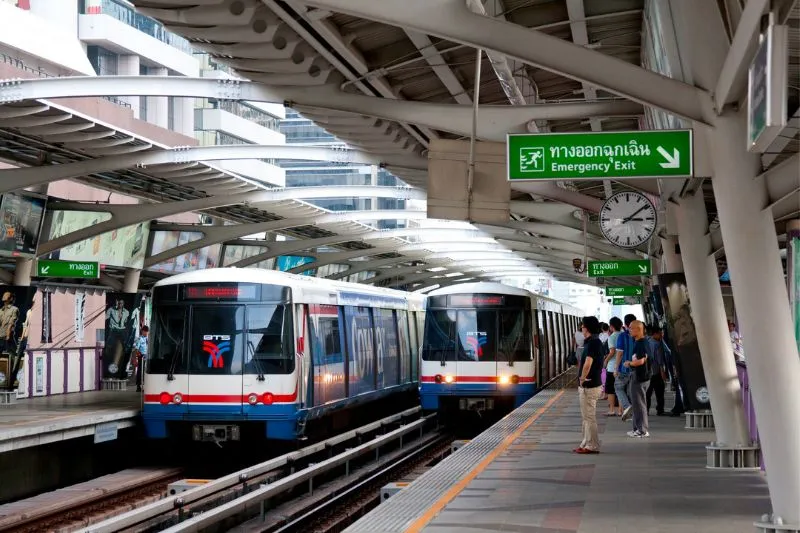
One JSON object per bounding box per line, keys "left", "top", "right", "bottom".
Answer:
{"left": 348, "top": 386, "right": 770, "bottom": 533}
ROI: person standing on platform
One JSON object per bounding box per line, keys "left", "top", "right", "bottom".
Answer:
{"left": 571, "top": 324, "right": 585, "bottom": 366}
{"left": 574, "top": 316, "right": 604, "bottom": 454}
{"left": 729, "top": 321, "right": 745, "bottom": 363}
{"left": 132, "top": 325, "right": 149, "bottom": 392}
{"left": 599, "top": 322, "right": 610, "bottom": 400}
{"left": 604, "top": 317, "right": 623, "bottom": 417}
{"left": 614, "top": 314, "right": 637, "bottom": 421}
{"left": 624, "top": 320, "right": 651, "bottom": 438}
{"left": 646, "top": 325, "right": 668, "bottom": 416}
{"left": 0, "top": 292, "right": 19, "bottom": 356}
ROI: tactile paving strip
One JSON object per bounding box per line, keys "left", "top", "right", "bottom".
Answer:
{"left": 345, "top": 388, "right": 562, "bottom": 532}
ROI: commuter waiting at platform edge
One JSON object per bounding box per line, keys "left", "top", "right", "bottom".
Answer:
{"left": 613, "top": 314, "right": 637, "bottom": 421}
{"left": 574, "top": 316, "right": 604, "bottom": 455}
{"left": 623, "top": 320, "right": 652, "bottom": 438}
{"left": 603, "top": 317, "right": 623, "bottom": 417}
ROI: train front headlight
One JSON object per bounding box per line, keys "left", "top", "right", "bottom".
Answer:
{"left": 172, "top": 393, "right": 183, "bottom": 404}
{"left": 499, "top": 375, "right": 510, "bottom": 385}
{"left": 444, "top": 374, "right": 455, "bottom": 384}
{"left": 247, "top": 393, "right": 258, "bottom": 405}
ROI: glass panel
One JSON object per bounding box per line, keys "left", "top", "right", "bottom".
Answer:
{"left": 396, "top": 310, "right": 412, "bottom": 383}
{"left": 422, "top": 310, "right": 457, "bottom": 362}
{"left": 188, "top": 306, "right": 245, "bottom": 375}
{"left": 148, "top": 305, "right": 187, "bottom": 374}
{"left": 308, "top": 304, "right": 345, "bottom": 404}
{"left": 343, "top": 306, "right": 375, "bottom": 396}
{"left": 374, "top": 308, "right": 399, "bottom": 387}
{"left": 246, "top": 305, "right": 293, "bottom": 375}
{"left": 455, "top": 310, "right": 497, "bottom": 362}
{"left": 498, "top": 310, "right": 532, "bottom": 362}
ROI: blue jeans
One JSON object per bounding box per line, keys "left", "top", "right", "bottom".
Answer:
{"left": 614, "top": 372, "right": 632, "bottom": 410}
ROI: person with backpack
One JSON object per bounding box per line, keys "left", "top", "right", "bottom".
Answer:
{"left": 623, "top": 320, "right": 652, "bottom": 438}
{"left": 646, "top": 325, "right": 668, "bottom": 416}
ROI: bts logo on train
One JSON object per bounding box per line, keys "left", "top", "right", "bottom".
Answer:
{"left": 203, "top": 335, "right": 231, "bottom": 368}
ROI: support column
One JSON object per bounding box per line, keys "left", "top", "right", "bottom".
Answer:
{"left": 146, "top": 67, "right": 169, "bottom": 129}
{"left": 660, "top": 236, "right": 683, "bottom": 273}
{"left": 706, "top": 110, "right": 800, "bottom": 526}
{"left": 122, "top": 269, "right": 141, "bottom": 294}
{"left": 179, "top": 97, "right": 195, "bottom": 137}
{"left": 673, "top": 191, "right": 750, "bottom": 448}
{"left": 116, "top": 55, "right": 140, "bottom": 119}
{"left": 12, "top": 258, "right": 33, "bottom": 287}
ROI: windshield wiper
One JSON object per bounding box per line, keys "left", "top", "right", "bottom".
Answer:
{"left": 247, "top": 340, "right": 266, "bottom": 381}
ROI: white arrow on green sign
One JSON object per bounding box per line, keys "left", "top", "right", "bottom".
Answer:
{"left": 36, "top": 260, "right": 99, "bottom": 279}
{"left": 605, "top": 286, "right": 643, "bottom": 297}
{"left": 588, "top": 260, "right": 651, "bottom": 277}
{"left": 507, "top": 130, "right": 693, "bottom": 181}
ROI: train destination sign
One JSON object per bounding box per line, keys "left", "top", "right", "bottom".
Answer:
{"left": 507, "top": 130, "right": 693, "bottom": 181}
{"left": 36, "top": 259, "right": 99, "bottom": 279}
{"left": 605, "top": 286, "right": 643, "bottom": 297}
{"left": 588, "top": 260, "right": 651, "bottom": 278}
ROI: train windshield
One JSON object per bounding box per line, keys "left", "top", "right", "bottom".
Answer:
{"left": 148, "top": 283, "right": 294, "bottom": 375}
{"left": 422, "top": 305, "right": 532, "bottom": 362}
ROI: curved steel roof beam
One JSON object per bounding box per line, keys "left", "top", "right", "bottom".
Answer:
{"left": 0, "top": 143, "right": 425, "bottom": 194}
{"left": 0, "top": 76, "right": 641, "bottom": 142}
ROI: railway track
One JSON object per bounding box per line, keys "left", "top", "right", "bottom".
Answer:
{"left": 75, "top": 406, "right": 436, "bottom": 532}
{"left": 0, "top": 468, "right": 182, "bottom": 533}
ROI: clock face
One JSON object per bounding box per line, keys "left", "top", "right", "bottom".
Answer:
{"left": 599, "top": 192, "right": 657, "bottom": 249}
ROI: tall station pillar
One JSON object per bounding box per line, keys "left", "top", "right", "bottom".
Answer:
{"left": 707, "top": 110, "right": 800, "bottom": 527}
{"left": 672, "top": 193, "right": 750, "bottom": 450}
{"left": 122, "top": 268, "right": 141, "bottom": 294}
{"left": 12, "top": 258, "right": 33, "bottom": 287}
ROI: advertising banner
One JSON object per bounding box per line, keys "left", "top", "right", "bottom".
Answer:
{"left": 101, "top": 292, "right": 144, "bottom": 380}
{"left": 0, "top": 192, "right": 47, "bottom": 259}
{"left": 657, "top": 273, "right": 708, "bottom": 411}
{"left": 149, "top": 230, "right": 220, "bottom": 273}
{"left": 0, "top": 286, "right": 37, "bottom": 390}
{"left": 277, "top": 255, "right": 314, "bottom": 275}
{"left": 48, "top": 210, "right": 148, "bottom": 269}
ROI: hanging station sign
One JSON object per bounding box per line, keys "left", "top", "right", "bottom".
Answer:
{"left": 506, "top": 130, "right": 693, "bottom": 181}
{"left": 588, "top": 260, "right": 651, "bottom": 278}
{"left": 605, "top": 286, "right": 644, "bottom": 297}
{"left": 747, "top": 22, "right": 789, "bottom": 153}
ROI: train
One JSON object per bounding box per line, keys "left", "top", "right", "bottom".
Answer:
{"left": 141, "top": 268, "right": 425, "bottom": 443}
{"left": 419, "top": 282, "right": 582, "bottom": 416}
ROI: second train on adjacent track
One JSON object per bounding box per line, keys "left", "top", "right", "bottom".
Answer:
{"left": 419, "top": 282, "right": 582, "bottom": 415}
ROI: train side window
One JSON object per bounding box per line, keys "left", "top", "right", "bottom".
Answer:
{"left": 422, "top": 310, "right": 456, "bottom": 361}
{"left": 498, "top": 310, "right": 532, "bottom": 362}
{"left": 148, "top": 305, "right": 187, "bottom": 374}
{"left": 246, "top": 305, "right": 294, "bottom": 375}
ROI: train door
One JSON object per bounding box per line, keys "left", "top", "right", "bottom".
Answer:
{"left": 186, "top": 304, "right": 245, "bottom": 416}
{"left": 455, "top": 309, "right": 496, "bottom": 393}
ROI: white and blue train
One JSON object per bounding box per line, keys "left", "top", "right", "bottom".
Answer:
{"left": 142, "top": 268, "right": 425, "bottom": 443}
{"left": 419, "top": 282, "right": 582, "bottom": 415}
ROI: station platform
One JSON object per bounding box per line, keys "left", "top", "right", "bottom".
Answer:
{"left": 0, "top": 390, "right": 140, "bottom": 453}
{"left": 348, "top": 385, "right": 771, "bottom": 533}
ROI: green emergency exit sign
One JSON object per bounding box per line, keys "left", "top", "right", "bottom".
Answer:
{"left": 36, "top": 260, "right": 99, "bottom": 279}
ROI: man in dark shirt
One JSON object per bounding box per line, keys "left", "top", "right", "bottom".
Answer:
{"left": 646, "top": 325, "right": 667, "bottom": 415}
{"left": 623, "top": 320, "right": 651, "bottom": 438}
{"left": 575, "top": 316, "right": 604, "bottom": 454}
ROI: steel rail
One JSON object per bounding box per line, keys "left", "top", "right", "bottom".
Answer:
{"left": 81, "top": 406, "right": 422, "bottom": 533}
{"left": 160, "top": 416, "right": 432, "bottom": 532}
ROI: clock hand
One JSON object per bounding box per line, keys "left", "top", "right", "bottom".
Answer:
{"left": 622, "top": 206, "right": 648, "bottom": 223}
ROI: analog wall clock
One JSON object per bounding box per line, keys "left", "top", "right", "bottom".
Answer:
{"left": 599, "top": 191, "right": 657, "bottom": 249}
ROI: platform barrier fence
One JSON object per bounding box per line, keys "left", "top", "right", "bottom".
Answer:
{"left": 13, "top": 347, "right": 102, "bottom": 399}
{"left": 736, "top": 362, "right": 764, "bottom": 471}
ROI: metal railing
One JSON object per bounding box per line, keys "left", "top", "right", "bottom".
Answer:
{"left": 88, "top": 0, "right": 194, "bottom": 55}
{"left": 83, "top": 407, "right": 429, "bottom": 533}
